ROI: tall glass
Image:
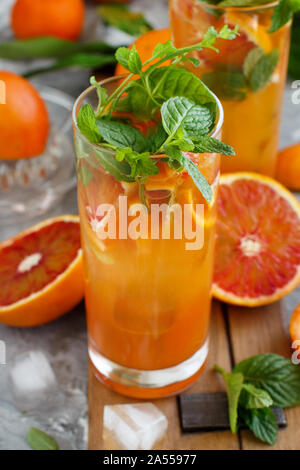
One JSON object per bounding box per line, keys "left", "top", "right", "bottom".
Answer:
{"left": 73, "top": 77, "right": 223, "bottom": 398}
{"left": 170, "top": 0, "right": 291, "bottom": 176}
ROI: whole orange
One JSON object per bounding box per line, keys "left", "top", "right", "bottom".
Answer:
{"left": 11, "top": 0, "right": 85, "bottom": 41}
{"left": 0, "top": 71, "right": 49, "bottom": 160}
{"left": 276, "top": 143, "right": 300, "bottom": 191}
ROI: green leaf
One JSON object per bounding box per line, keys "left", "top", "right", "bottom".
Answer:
{"left": 202, "top": 69, "right": 247, "bottom": 101}
{"left": 233, "top": 353, "right": 300, "bottom": 407}
{"left": 243, "top": 47, "right": 265, "bottom": 80}
{"left": 240, "top": 408, "right": 278, "bottom": 445}
{"left": 24, "top": 53, "right": 116, "bottom": 78}
{"left": 90, "top": 76, "right": 109, "bottom": 118}
{"left": 127, "top": 45, "right": 142, "bottom": 74}
{"left": 269, "top": 0, "right": 293, "bottom": 33}
{"left": 193, "top": 137, "right": 235, "bottom": 156}
{"left": 182, "top": 154, "right": 213, "bottom": 203}
{"left": 152, "top": 41, "right": 177, "bottom": 59}
{"left": 0, "top": 37, "right": 116, "bottom": 60}
{"left": 182, "top": 103, "right": 215, "bottom": 138}
{"left": 219, "top": 0, "right": 267, "bottom": 6}
{"left": 214, "top": 366, "right": 244, "bottom": 433}
{"left": 96, "top": 119, "right": 148, "bottom": 153}
{"left": 248, "top": 49, "right": 279, "bottom": 92}
{"left": 116, "top": 148, "right": 158, "bottom": 178}
{"left": 98, "top": 4, "right": 153, "bottom": 36}
{"left": 94, "top": 148, "right": 134, "bottom": 183}
{"left": 79, "top": 165, "right": 93, "bottom": 186}
{"left": 240, "top": 383, "right": 273, "bottom": 409}
{"left": 77, "top": 104, "right": 101, "bottom": 144}
{"left": 27, "top": 427, "right": 59, "bottom": 451}
{"left": 148, "top": 123, "right": 168, "bottom": 153}
{"left": 115, "top": 47, "right": 131, "bottom": 69}
{"left": 161, "top": 97, "right": 197, "bottom": 138}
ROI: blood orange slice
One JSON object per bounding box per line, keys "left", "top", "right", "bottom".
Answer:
{"left": 0, "top": 215, "right": 84, "bottom": 327}
{"left": 213, "top": 173, "right": 300, "bottom": 306}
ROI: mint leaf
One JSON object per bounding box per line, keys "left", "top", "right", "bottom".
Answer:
{"left": 269, "top": 0, "right": 293, "bottom": 33}
{"left": 202, "top": 70, "right": 247, "bottom": 101}
{"left": 182, "top": 154, "right": 213, "bottom": 202}
{"left": 240, "top": 383, "right": 273, "bottom": 409}
{"left": 161, "top": 97, "right": 196, "bottom": 138}
{"left": 214, "top": 366, "right": 244, "bottom": 433}
{"left": 248, "top": 49, "right": 279, "bottom": 91}
{"left": 94, "top": 148, "right": 134, "bottom": 183}
{"left": 116, "top": 148, "right": 158, "bottom": 178}
{"left": 77, "top": 104, "right": 100, "bottom": 144}
{"left": 96, "top": 119, "right": 148, "bottom": 153}
{"left": 161, "top": 97, "right": 214, "bottom": 141}
{"left": 148, "top": 123, "right": 168, "bottom": 153}
{"left": 115, "top": 47, "right": 131, "bottom": 70}
{"left": 78, "top": 165, "right": 93, "bottom": 186}
{"left": 27, "top": 427, "right": 59, "bottom": 450}
{"left": 98, "top": 4, "right": 153, "bottom": 36}
{"left": 233, "top": 353, "right": 300, "bottom": 407}
{"left": 152, "top": 41, "right": 177, "bottom": 59}
{"left": 243, "top": 47, "right": 265, "bottom": 80}
{"left": 193, "top": 137, "right": 235, "bottom": 156}
{"left": 127, "top": 45, "right": 142, "bottom": 74}
{"left": 240, "top": 408, "right": 278, "bottom": 445}
{"left": 90, "top": 76, "right": 108, "bottom": 118}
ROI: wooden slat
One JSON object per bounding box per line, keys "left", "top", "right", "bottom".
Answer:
{"left": 88, "top": 300, "right": 239, "bottom": 450}
{"left": 227, "top": 301, "right": 300, "bottom": 450}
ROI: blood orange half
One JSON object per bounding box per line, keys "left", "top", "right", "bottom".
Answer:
{"left": 0, "top": 215, "right": 84, "bottom": 327}
{"left": 213, "top": 173, "right": 300, "bottom": 306}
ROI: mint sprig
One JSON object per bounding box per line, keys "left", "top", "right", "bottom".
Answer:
{"left": 215, "top": 353, "right": 300, "bottom": 445}
{"left": 76, "top": 26, "right": 236, "bottom": 201}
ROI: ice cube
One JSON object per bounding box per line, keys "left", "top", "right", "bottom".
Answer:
{"left": 9, "top": 351, "right": 60, "bottom": 412}
{"left": 103, "top": 403, "right": 168, "bottom": 450}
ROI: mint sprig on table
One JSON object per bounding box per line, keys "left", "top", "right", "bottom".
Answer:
{"left": 77, "top": 26, "right": 236, "bottom": 203}
{"left": 215, "top": 353, "right": 300, "bottom": 445}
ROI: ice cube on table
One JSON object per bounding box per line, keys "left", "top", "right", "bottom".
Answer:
{"left": 103, "top": 403, "right": 168, "bottom": 450}
{"left": 9, "top": 351, "right": 60, "bottom": 412}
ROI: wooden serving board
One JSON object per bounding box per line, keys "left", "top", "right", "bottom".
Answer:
{"left": 88, "top": 299, "right": 300, "bottom": 450}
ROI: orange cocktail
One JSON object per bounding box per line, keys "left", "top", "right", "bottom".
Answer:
{"left": 73, "top": 77, "right": 223, "bottom": 398}
{"left": 170, "top": 0, "right": 291, "bottom": 176}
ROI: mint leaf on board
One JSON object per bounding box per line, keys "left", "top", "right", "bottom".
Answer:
{"left": 193, "top": 137, "right": 235, "bottom": 156}
{"left": 98, "top": 4, "right": 153, "bottom": 36}
{"left": 96, "top": 119, "right": 148, "bottom": 153}
{"left": 77, "top": 104, "right": 101, "bottom": 144}
{"left": 240, "top": 383, "right": 273, "bottom": 409}
{"left": 239, "top": 408, "right": 278, "bottom": 446}
{"left": 233, "top": 353, "right": 300, "bottom": 408}
{"left": 214, "top": 366, "right": 244, "bottom": 433}
{"left": 27, "top": 427, "right": 59, "bottom": 451}
{"left": 202, "top": 69, "right": 247, "bottom": 101}
{"left": 248, "top": 49, "right": 279, "bottom": 91}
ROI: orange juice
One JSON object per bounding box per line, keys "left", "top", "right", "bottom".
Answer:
{"left": 170, "top": 0, "right": 291, "bottom": 176}
{"left": 73, "top": 78, "right": 223, "bottom": 398}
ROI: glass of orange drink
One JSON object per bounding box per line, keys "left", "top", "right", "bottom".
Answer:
{"left": 73, "top": 76, "right": 224, "bottom": 398}
{"left": 170, "top": 0, "right": 291, "bottom": 176}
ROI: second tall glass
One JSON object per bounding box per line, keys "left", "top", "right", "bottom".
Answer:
{"left": 170, "top": 0, "right": 291, "bottom": 175}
